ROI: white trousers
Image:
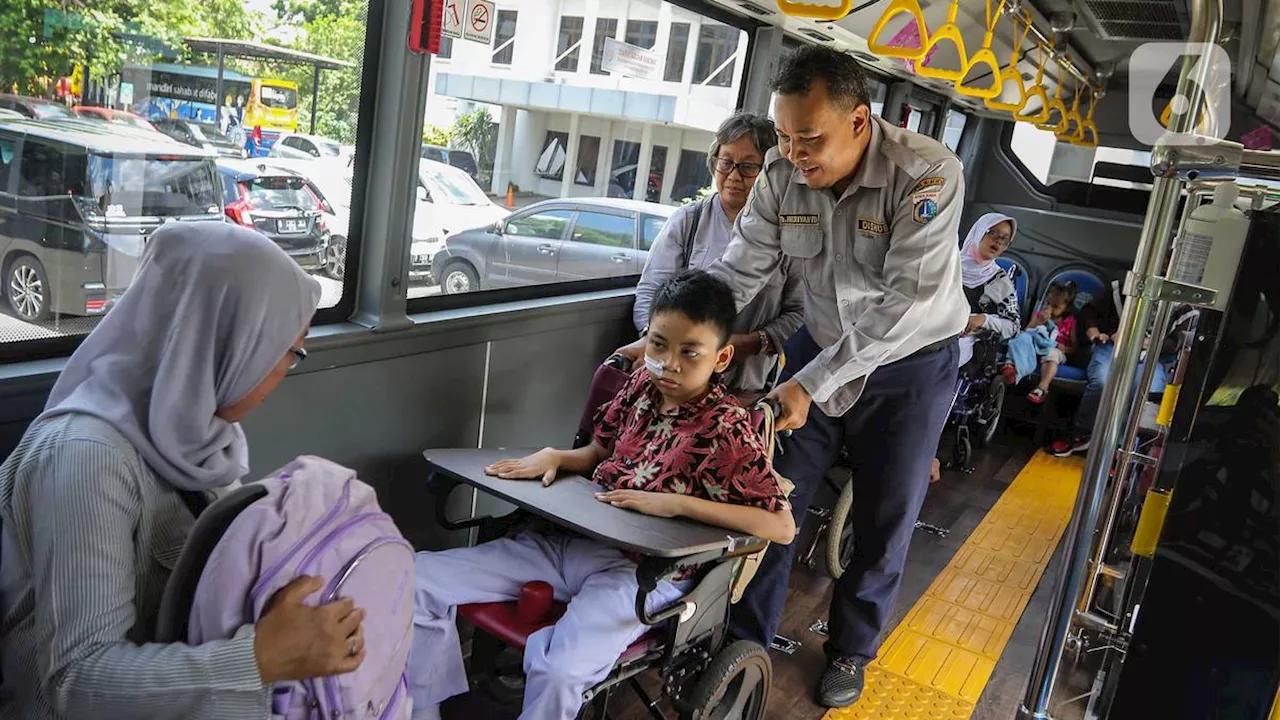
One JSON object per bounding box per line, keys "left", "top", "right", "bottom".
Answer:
{"left": 408, "top": 531, "right": 688, "bottom": 720}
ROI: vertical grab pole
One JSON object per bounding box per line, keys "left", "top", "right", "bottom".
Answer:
{"left": 1016, "top": 1, "right": 1222, "bottom": 718}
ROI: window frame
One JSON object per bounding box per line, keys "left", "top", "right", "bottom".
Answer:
{"left": 664, "top": 22, "right": 691, "bottom": 82}
{"left": 624, "top": 19, "right": 658, "bottom": 50}
{"left": 535, "top": 130, "right": 570, "bottom": 181}
{"left": 574, "top": 135, "right": 602, "bottom": 187}
{"left": 590, "top": 18, "right": 618, "bottom": 76}
{"left": 692, "top": 22, "right": 739, "bottom": 88}
{"left": 554, "top": 16, "right": 585, "bottom": 72}
{"left": 491, "top": 9, "right": 518, "bottom": 66}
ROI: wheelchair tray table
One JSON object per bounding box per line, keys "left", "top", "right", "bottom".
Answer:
{"left": 424, "top": 448, "right": 755, "bottom": 558}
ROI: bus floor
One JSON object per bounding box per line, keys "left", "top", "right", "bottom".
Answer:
{"left": 441, "top": 432, "right": 1095, "bottom": 720}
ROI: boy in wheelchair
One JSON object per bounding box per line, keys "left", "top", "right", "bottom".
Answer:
{"left": 409, "top": 270, "right": 795, "bottom": 720}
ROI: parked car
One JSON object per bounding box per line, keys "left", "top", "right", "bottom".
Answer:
{"left": 420, "top": 144, "right": 478, "bottom": 179}
{"left": 428, "top": 197, "right": 673, "bottom": 295}
{"left": 0, "top": 109, "right": 24, "bottom": 120}
{"left": 270, "top": 133, "right": 353, "bottom": 161}
{"left": 409, "top": 159, "right": 509, "bottom": 285}
{"left": 216, "top": 160, "right": 329, "bottom": 272}
{"left": 154, "top": 118, "right": 246, "bottom": 159}
{"left": 71, "top": 106, "right": 157, "bottom": 132}
{"left": 0, "top": 119, "right": 222, "bottom": 322}
{"left": 0, "top": 94, "right": 72, "bottom": 121}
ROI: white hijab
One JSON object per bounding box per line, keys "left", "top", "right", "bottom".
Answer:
{"left": 38, "top": 222, "right": 322, "bottom": 491}
{"left": 960, "top": 212, "right": 1016, "bottom": 288}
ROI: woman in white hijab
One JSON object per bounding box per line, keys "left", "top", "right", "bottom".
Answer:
{"left": 959, "top": 212, "right": 1021, "bottom": 345}
{"left": 0, "top": 223, "right": 365, "bottom": 719}
{"left": 933, "top": 213, "right": 1021, "bottom": 482}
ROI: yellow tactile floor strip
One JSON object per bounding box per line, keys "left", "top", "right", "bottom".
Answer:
{"left": 825, "top": 450, "right": 1084, "bottom": 719}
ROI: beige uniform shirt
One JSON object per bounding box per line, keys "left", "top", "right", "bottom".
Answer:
{"left": 711, "top": 115, "right": 969, "bottom": 416}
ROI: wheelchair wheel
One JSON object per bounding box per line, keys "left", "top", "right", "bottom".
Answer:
{"left": 680, "top": 640, "right": 771, "bottom": 720}
{"left": 953, "top": 427, "right": 973, "bottom": 470}
{"left": 825, "top": 481, "right": 855, "bottom": 579}
{"left": 974, "top": 380, "right": 1005, "bottom": 447}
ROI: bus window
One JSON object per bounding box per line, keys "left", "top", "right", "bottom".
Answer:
{"left": 0, "top": 2, "right": 371, "bottom": 350}
{"left": 417, "top": 0, "right": 752, "bottom": 304}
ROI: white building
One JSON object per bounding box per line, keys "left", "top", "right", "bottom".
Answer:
{"left": 425, "top": 0, "right": 749, "bottom": 205}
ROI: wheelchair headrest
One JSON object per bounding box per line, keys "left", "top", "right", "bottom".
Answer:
{"left": 154, "top": 483, "right": 269, "bottom": 643}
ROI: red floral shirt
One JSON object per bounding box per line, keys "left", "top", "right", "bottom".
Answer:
{"left": 591, "top": 370, "right": 786, "bottom": 513}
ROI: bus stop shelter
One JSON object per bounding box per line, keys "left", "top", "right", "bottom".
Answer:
{"left": 183, "top": 37, "right": 355, "bottom": 135}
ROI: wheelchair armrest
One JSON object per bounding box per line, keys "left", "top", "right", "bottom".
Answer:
{"left": 631, "top": 539, "right": 766, "bottom": 626}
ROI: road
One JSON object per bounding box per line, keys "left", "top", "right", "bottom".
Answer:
{"left": 0, "top": 274, "right": 443, "bottom": 345}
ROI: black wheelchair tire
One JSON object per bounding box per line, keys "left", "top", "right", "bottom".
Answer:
{"left": 680, "top": 640, "right": 772, "bottom": 720}
{"left": 954, "top": 428, "right": 973, "bottom": 469}
{"left": 975, "top": 380, "right": 1006, "bottom": 447}
{"left": 825, "top": 481, "right": 855, "bottom": 579}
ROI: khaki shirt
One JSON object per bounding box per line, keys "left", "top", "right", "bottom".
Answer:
{"left": 711, "top": 115, "right": 969, "bottom": 416}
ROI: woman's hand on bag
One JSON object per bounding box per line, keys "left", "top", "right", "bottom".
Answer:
{"left": 254, "top": 575, "right": 366, "bottom": 684}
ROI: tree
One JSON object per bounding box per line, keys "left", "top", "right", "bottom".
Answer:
{"left": 0, "top": 0, "right": 255, "bottom": 97}
{"left": 265, "top": 13, "right": 365, "bottom": 143}
{"left": 422, "top": 124, "right": 450, "bottom": 147}
{"left": 450, "top": 107, "right": 496, "bottom": 186}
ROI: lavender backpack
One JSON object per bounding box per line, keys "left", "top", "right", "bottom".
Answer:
{"left": 162, "top": 455, "right": 416, "bottom": 719}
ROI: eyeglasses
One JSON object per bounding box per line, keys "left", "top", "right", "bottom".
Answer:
{"left": 984, "top": 227, "right": 1013, "bottom": 247}
{"left": 712, "top": 156, "right": 763, "bottom": 178}
{"left": 288, "top": 346, "right": 307, "bottom": 370}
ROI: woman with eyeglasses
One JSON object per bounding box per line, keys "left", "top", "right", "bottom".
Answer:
{"left": 959, "top": 213, "right": 1021, "bottom": 346}
{"left": 0, "top": 224, "right": 366, "bottom": 718}
{"left": 932, "top": 213, "right": 1021, "bottom": 481}
{"left": 618, "top": 112, "right": 803, "bottom": 392}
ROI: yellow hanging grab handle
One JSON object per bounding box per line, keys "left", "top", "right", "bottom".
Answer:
{"left": 1014, "top": 43, "right": 1051, "bottom": 124}
{"left": 985, "top": 11, "right": 1032, "bottom": 114}
{"left": 1035, "top": 61, "right": 1069, "bottom": 134}
{"left": 955, "top": 0, "right": 1007, "bottom": 99}
{"left": 916, "top": 0, "right": 968, "bottom": 82}
{"left": 777, "top": 0, "right": 855, "bottom": 21}
{"left": 1077, "top": 91, "right": 1099, "bottom": 147}
{"left": 866, "top": 0, "right": 930, "bottom": 60}
{"left": 1058, "top": 82, "right": 1085, "bottom": 143}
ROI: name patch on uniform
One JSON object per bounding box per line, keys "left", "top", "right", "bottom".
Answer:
{"left": 857, "top": 217, "right": 889, "bottom": 235}
{"left": 913, "top": 197, "right": 939, "bottom": 224}
{"left": 910, "top": 176, "right": 946, "bottom": 196}
{"left": 779, "top": 214, "right": 821, "bottom": 226}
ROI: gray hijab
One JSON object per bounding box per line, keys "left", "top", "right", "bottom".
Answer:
{"left": 39, "top": 222, "right": 322, "bottom": 491}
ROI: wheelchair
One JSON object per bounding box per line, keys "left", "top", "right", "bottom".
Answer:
{"left": 425, "top": 354, "right": 781, "bottom": 719}
{"left": 941, "top": 337, "right": 1006, "bottom": 473}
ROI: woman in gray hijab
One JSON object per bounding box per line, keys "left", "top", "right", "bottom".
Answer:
{"left": 0, "top": 223, "right": 365, "bottom": 719}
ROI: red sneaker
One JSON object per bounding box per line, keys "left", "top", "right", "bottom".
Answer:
{"left": 1051, "top": 436, "right": 1091, "bottom": 456}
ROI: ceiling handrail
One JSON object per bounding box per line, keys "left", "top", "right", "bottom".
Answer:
{"left": 916, "top": 0, "right": 969, "bottom": 82}
{"left": 985, "top": 10, "right": 1033, "bottom": 114}
{"left": 866, "top": 0, "right": 931, "bottom": 60}
{"left": 955, "top": 0, "right": 1008, "bottom": 99}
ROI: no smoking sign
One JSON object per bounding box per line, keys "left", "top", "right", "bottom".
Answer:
{"left": 461, "top": 0, "right": 494, "bottom": 44}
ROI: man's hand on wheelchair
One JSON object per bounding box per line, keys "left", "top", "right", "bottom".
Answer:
{"left": 614, "top": 337, "right": 648, "bottom": 372}
{"left": 767, "top": 379, "right": 812, "bottom": 432}
{"left": 485, "top": 448, "right": 562, "bottom": 487}
{"left": 595, "top": 489, "right": 684, "bottom": 518}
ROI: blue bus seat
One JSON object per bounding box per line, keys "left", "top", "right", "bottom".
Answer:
{"left": 995, "top": 257, "right": 1028, "bottom": 312}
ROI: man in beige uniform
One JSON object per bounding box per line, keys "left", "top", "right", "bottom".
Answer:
{"left": 712, "top": 46, "right": 968, "bottom": 708}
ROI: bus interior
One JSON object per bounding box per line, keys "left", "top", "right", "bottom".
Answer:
{"left": 1, "top": 0, "right": 1277, "bottom": 718}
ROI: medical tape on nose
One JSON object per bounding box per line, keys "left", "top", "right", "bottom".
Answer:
{"left": 644, "top": 355, "right": 666, "bottom": 377}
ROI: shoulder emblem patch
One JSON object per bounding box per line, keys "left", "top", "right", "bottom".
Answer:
{"left": 910, "top": 176, "right": 946, "bottom": 195}
{"left": 912, "top": 197, "right": 938, "bottom": 225}
{"left": 857, "top": 217, "right": 889, "bottom": 235}
{"left": 779, "top": 213, "right": 821, "bottom": 226}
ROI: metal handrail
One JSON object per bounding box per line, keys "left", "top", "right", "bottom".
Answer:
{"left": 1016, "top": 1, "right": 1224, "bottom": 717}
